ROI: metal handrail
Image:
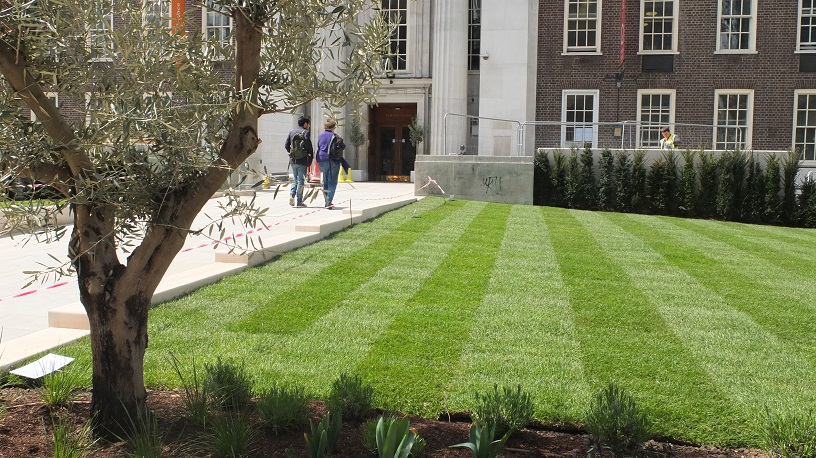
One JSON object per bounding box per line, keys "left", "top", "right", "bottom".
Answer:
{"left": 444, "top": 113, "right": 522, "bottom": 155}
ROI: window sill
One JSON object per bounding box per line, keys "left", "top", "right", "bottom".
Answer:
{"left": 795, "top": 49, "right": 816, "bottom": 54}
{"left": 714, "top": 50, "right": 758, "bottom": 55}
{"left": 637, "top": 51, "right": 679, "bottom": 55}
{"left": 561, "top": 51, "right": 602, "bottom": 56}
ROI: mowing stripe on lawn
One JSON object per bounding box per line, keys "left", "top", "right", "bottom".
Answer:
{"left": 231, "top": 198, "right": 466, "bottom": 334}
{"left": 700, "top": 220, "right": 816, "bottom": 261}
{"left": 747, "top": 223, "right": 816, "bottom": 245}
{"left": 548, "top": 207, "right": 747, "bottom": 445}
{"left": 676, "top": 218, "right": 816, "bottom": 279}
{"left": 586, "top": 212, "right": 816, "bottom": 431}
{"left": 617, "top": 213, "right": 816, "bottom": 362}
{"left": 357, "top": 203, "right": 510, "bottom": 418}
{"left": 446, "top": 205, "right": 589, "bottom": 423}
{"left": 247, "top": 200, "right": 488, "bottom": 393}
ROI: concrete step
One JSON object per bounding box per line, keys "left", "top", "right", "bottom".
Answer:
{"left": 0, "top": 327, "right": 90, "bottom": 371}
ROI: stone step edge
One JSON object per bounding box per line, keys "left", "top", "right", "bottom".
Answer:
{"left": 0, "top": 328, "right": 90, "bottom": 372}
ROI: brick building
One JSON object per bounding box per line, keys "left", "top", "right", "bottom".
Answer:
{"left": 536, "top": 0, "right": 816, "bottom": 166}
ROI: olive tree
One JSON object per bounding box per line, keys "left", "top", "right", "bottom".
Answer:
{"left": 0, "top": 0, "right": 388, "bottom": 435}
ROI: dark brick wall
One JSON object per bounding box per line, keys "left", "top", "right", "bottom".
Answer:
{"left": 536, "top": 0, "right": 816, "bottom": 151}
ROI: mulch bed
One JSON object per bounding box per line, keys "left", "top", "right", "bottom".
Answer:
{"left": 0, "top": 388, "right": 768, "bottom": 457}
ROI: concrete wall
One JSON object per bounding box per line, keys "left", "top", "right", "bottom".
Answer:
{"left": 414, "top": 155, "right": 533, "bottom": 205}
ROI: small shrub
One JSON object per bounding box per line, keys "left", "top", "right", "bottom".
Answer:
{"left": 374, "top": 415, "right": 425, "bottom": 458}
{"left": 698, "top": 151, "right": 719, "bottom": 218}
{"left": 257, "top": 383, "right": 310, "bottom": 435}
{"left": 565, "top": 147, "right": 581, "bottom": 208}
{"left": 38, "top": 362, "right": 88, "bottom": 407}
{"left": 647, "top": 155, "right": 669, "bottom": 214}
{"left": 117, "top": 408, "right": 163, "bottom": 458}
{"left": 762, "top": 408, "right": 816, "bottom": 458}
{"left": 578, "top": 145, "right": 597, "bottom": 209}
{"left": 745, "top": 157, "right": 765, "bottom": 222}
{"left": 53, "top": 416, "right": 95, "bottom": 458}
{"left": 764, "top": 155, "right": 782, "bottom": 223}
{"left": 716, "top": 149, "right": 750, "bottom": 221}
{"left": 534, "top": 148, "right": 553, "bottom": 206}
{"left": 326, "top": 373, "right": 374, "bottom": 421}
{"left": 631, "top": 150, "right": 648, "bottom": 213}
{"left": 585, "top": 383, "right": 650, "bottom": 458}
{"left": 614, "top": 150, "right": 632, "bottom": 212}
{"left": 209, "top": 412, "right": 259, "bottom": 458}
{"left": 450, "top": 421, "right": 513, "bottom": 458}
{"left": 205, "top": 357, "right": 254, "bottom": 413}
{"left": 797, "top": 176, "right": 816, "bottom": 228}
{"left": 597, "top": 148, "right": 616, "bottom": 211}
{"left": 471, "top": 384, "right": 534, "bottom": 437}
{"left": 781, "top": 150, "right": 801, "bottom": 225}
{"left": 169, "top": 354, "right": 209, "bottom": 425}
{"left": 551, "top": 148, "right": 568, "bottom": 207}
{"left": 679, "top": 149, "right": 697, "bottom": 217}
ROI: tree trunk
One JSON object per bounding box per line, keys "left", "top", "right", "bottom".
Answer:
{"left": 86, "top": 289, "right": 149, "bottom": 439}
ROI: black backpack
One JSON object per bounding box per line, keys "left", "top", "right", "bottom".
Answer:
{"left": 289, "top": 130, "right": 308, "bottom": 160}
{"left": 328, "top": 134, "right": 344, "bottom": 161}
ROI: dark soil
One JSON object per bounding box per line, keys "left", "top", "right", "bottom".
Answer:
{"left": 0, "top": 388, "right": 768, "bottom": 457}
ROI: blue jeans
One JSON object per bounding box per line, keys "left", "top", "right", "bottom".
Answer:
{"left": 290, "top": 163, "right": 307, "bottom": 205}
{"left": 318, "top": 160, "right": 339, "bottom": 204}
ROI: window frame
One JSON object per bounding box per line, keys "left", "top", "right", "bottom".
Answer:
{"left": 793, "top": 89, "right": 816, "bottom": 162}
{"left": 712, "top": 89, "right": 754, "bottom": 150}
{"left": 636, "top": 89, "right": 676, "bottom": 148}
{"left": 561, "top": 89, "right": 600, "bottom": 148}
{"left": 468, "top": 0, "right": 481, "bottom": 71}
{"left": 380, "top": 0, "right": 409, "bottom": 74}
{"left": 202, "top": 1, "right": 234, "bottom": 55}
{"left": 639, "top": 0, "right": 679, "bottom": 54}
{"left": 88, "top": 5, "right": 114, "bottom": 62}
{"left": 798, "top": 0, "right": 816, "bottom": 52}
{"left": 716, "top": 0, "right": 758, "bottom": 54}
{"left": 563, "top": 0, "right": 603, "bottom": 55}
{"left": 143, "top": 0, "right": 172, "bottom": 29}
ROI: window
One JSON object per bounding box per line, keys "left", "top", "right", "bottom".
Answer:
{"left": 381, "top": 0, "right": 408, "bottom": 72}
{"left": 637, "top": 90, "right": 675, "bottom": 147}
{"left": 89, "top": 5, "right": 114, "bottom": 60}
{"left": 468, "top": 0, "right": 481, "bottom": 71}
{"left": 203, "top": 0, "right": 233, "bottom": 49}
{"left": 794, "top": 90, "right": 816, "bottom": 161}
{"left": 717, "top": 0, "right": 757, "bottom": 52}
{"left": 799, "top": 0, "right": 816, "bottom": 51}
{"left": 564, "top": 0, "right": 602, "bottom": 53}
{"left": 641, "top": 0, "right": 677, "bottom": 53}
{"left": 143, "top": 0, "right": 171, "bottom": 28}
{"left": 562, "top": 90, "right": 599, "bottom": 148}
{"left": 30, "top": 93, "right": 58, "bottom": 122}
{"left": 713, "top": 90, "right": 753, "bottom": 150}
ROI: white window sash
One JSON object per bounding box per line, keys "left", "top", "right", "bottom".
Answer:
{"left": 563, "top": 0, "right": 603, "bottom": 54}
{"left": 713, "top": 90, "right": 753, "bottom": 150}
{"left": 561, "top": 90, "right": 600, "bottom": 148}
{"left": 716, "top": 0, "right": 757, "bottom": 53}
{"left": 639, "top": 0, "right": 678, "bottom": 53}
{"left": 636, "top": 89, "right": 675, "bottom": 148}
{"left": 793, "top": 89, "right": 816, "bottom": 161}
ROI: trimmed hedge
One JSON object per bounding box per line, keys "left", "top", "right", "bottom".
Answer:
{"left": 533, "top": 148, "right": 816, "bottom": 228}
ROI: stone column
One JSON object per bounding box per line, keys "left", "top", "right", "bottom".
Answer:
{"left": 430, "top": 0, "right": 468, "bottom": 155}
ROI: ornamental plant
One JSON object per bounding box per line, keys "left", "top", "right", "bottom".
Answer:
{"left": 585, "top": 383, "right": 650, "bottom": 458}
{"left": 471, "top": 384, "right": 534, "bottom": 437}
{"left": 450, "top": 421, "right": 514, "bottom": 458}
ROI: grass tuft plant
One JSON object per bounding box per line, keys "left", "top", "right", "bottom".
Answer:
{"left": 450, "top": 421, "right": 514, "bottom": 458}
{"left": 585, "top": 383, "right": 650, "bottom": 458}
{"left": 326, "top": 372, "right": 374, "bottom": 421}
{"left": 52, "top": 416, "right": 95, "bottom": 458}
{"left": 762, "top": 408, "right": 816, "bottom": 458}
{"left": 205, "top": 357, "right": 254, "bottom": 413}
{"left": 208, "top": 412, "right": 259, "bottom": 458}
{"left": 38, "top": 363, "right": 88, "bottom": 407}
{"left": 169, "top": 353, "right": 209, "bottom": 426}
{"left": 471, "top": 384, "right": 534, "bottom": 437}
{"left": 306, "top": 411, "right": 343, "bottom": 456}
{"left": 257, "top": 383, "right": 310, "bottom": 435}
{"left": 115, "top": 407, "right": 164, "bottom": 458}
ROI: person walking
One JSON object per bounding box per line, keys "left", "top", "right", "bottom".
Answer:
{"left": 284, "top": 116, "right": 314, "bottom": 207}
{"left": 316, "top": 118, "right": 346, "bottom": 209}
{"left": 659, "top": 126, "right": 678, "bottom": 149}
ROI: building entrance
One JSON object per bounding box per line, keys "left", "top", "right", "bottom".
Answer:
{"left": 369, "top": 103, "right": 417, "bottom": 182}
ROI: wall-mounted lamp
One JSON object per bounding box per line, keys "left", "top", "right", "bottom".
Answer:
{"left": 481, "top": 52, "right": 489, "bottom": 61}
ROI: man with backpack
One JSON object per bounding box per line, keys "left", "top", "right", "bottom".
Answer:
{"left": 284, "top": 116, "right": 314, "bottom": 207}
{"left": 316, "top": 118, "right": 346, "bottom": 209}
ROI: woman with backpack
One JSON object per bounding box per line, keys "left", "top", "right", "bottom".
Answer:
{"left": 316, "top": 118, "right": 346, "bottom": 209}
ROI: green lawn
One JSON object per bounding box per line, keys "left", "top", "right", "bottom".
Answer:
{"left": 59, "top": 197, "right": 816, "bottom": 447}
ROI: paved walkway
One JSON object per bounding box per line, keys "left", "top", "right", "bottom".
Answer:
{"left": 0, "top": 182, "right": 416, "bottom": 368}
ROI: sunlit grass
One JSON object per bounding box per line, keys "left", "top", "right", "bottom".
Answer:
{"left": 55, "top": 198, "right": 816, "bottom": 448}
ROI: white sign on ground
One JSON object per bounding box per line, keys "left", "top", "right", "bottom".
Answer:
{"left": 10, "top": 353, "right": 74, "bottom": 379}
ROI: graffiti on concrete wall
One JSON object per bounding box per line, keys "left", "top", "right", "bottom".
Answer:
{"left": 482, "top": 176, "right": 502, "bottom": 195}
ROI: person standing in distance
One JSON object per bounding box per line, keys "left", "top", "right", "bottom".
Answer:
{"left": 659, "top": 126, "right": 678, "bottom": 149}
{"left": 316, "top": 118, "right": 346, "bottom": 209}
{"left": 284, "top": 116, "right": 314, "bottom": 207}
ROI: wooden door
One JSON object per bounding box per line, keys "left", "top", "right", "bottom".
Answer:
{"left": 369, "top": 103, "right": 417, "bottom": 181}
